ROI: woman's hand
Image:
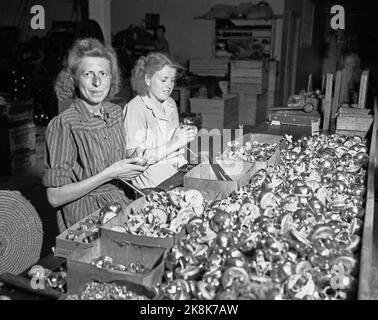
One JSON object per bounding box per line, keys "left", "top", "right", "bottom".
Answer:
{"left": 106, "top": 158, "right": 147, "bottom": 181}
{"left": 173, "top": 125, "right": 197, "bottom": 148}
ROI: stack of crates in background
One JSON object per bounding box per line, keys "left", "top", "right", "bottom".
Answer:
{"left": 190, "top": 94, "right": 239, "bottom": 130}
{"left": 0, "top": 100, "right": 36, "bottom": 174}
{"left": 189, "top": 58, "right": 230, "bottom": 77}
{"left": 230, "top": 60, "right": 268, "bottom": 126}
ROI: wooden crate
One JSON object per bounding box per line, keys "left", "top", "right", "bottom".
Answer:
{"left": 100, "top": 187, "right": 222, "bottom": 250}
{"left": 0, "top": 148, "right": 36, "bottom": 174}
{"left": 336, "top": 114, "right": 373, "bottom": 136}
{"left": 189, "top": 58, "right": 230, "bottom": 77}
{"left": 238, "top": 93, "right": 268, "bottom": 126}
{"left": 230, "top": 83, "right": 263, "bottom": 95}
{"left": 67, "top": 234, "right": 166, "bottom": 293}
{"left": 0, "top": 122, "right": 36, "bottom": 153}
{"left": 190, "top": 94, "right": 239, "bottom": 130}
{"left": 0, "top": 100, "right": 34, "bottom": 125}
{"left": 269, "top": 110, "right": 321, "bottom": 127}
{"left": 230, "top": 59, "right": 268, "bottom": 92}
{"left": 183, "top": 160, "right": 255, "bottom": 197}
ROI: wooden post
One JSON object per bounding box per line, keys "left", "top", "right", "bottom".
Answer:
{"left": 89, "top": 0, "right": 112, "bottom": 46}
{"left": 321, "top": 74, "right": 326, "bottom": 93}
{"left": 307, "top": 74, "right": 313, "bottom": 93}
{"left": 358, "top": 70, "right": 369, "bottom": 109}
{"left": 322, "top": 73, "right": 333, "bottom": 131}
{"left": 331, "top": 70, "right": 342, "bottom": 119}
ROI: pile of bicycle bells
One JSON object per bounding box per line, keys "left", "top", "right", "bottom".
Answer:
{"left": 154, "top": 134, "right": 369, "bottom": 300}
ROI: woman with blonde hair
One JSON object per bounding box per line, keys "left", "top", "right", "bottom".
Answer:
{"left": 44, "top": 38, "right": 147, "bottom": 231}
{"left": 124, "top": 52, "right": 198, "bottom": 189}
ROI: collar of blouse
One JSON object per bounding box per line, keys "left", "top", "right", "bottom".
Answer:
{"left": 141, "top": 95, "right": 175, "bottom": 121}
{"left": 75, "top": 99, "right": 117, "bottom": 123}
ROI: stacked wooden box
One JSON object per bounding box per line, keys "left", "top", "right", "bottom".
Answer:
{"left": 190, "top": 94, "right": 239, "bottom": 130}
{"left": 267, "top": 60, "right": 278, "bottom": 110}
{"left": 336, "top": 107, "right": 374, "bottom": 138}
{"left": 189, "top": 58, "right": 229, "bottom": 77}
{"left": 230, "top": 60, "right": 268, "bottom": 126}
{"left": 0, "top": 100, "right": 36, "bottom": 174}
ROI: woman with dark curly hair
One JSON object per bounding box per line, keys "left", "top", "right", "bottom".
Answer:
{"left": 123, "top": 52, "right": 198, "bottom": 189}
{"left": 43, "top": 38, "right": 147, "bottom": 231}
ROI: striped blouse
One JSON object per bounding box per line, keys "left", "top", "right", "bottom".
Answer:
{"left": 43, "top": 99, "right": 131, "bottom": 232}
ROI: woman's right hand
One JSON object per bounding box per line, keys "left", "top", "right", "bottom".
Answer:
{"left": 173, "top": 125, "right": 197, "bottom": 148}
{"left": 106, "top": 158, "right": 147, "bottom": 181}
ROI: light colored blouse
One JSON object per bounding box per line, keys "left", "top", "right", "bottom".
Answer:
{"left": 123, "top": 95, "right": 186, "bottom": 189}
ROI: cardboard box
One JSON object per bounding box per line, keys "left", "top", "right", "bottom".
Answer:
{"left": 67, "top": 234, "right": 166, "bottom": 293}
{"left": 183, "top": 160, "right": 255, "bottom": 197}
{"left": 55, "top": 209, "right": 111, "bottom": 259}
{"left": 101, "top": 187, "right": 222, "bottom": 250}
{"left": 230, "top": 133, "right": 285, "bottom": 172}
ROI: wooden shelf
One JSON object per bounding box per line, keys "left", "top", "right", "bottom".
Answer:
{"left": 213, "top": 18, "right": 277, "bottom": 58}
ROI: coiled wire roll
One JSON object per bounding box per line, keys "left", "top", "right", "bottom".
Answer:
{"left": 0, "top": 190, "right": 43, "bottom": 275}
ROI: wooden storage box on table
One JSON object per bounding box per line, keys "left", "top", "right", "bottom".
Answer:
{"left": 336, "top": 107, "right": 373, "bottom": 138}
{"left": 230, "top": 60, "right": 268, "bottom": 126}
{"left": 55, "top": 209, "right": 109, "bottom": 259}
{"left": 0, "top": 122, "right": 36, "bottom": 153}
{"left": 190, "top": 94, "right": 239, "bottom": 130}
{"left": 183, "top": 160, "right": 255, "bottom": 197}
{"left": 0, "top": 148, "right": 36, "bottom": 174}
{"left": 237, "top": 92, "right": 268, "bottom": 126}
{"left": 269, "top": 110, "right": 321, "bottom": 127}
{"left": 100, "top": 188, "right": 222, "bottom": 250}
{"left": 66, "top": 233, "right": 166, "bottom": 293}
{"left": 0, "top": 100, "right": 36, "bottom": 174}
{"left": 188, "top": 58, "right": 230, "bottom": 77}
{"left": 230, "top": 60, "right": 268, "bottom": 88}
{"left": 0, "top": 100, "right": 34, "bottom": 125}
{"left": 224, "top": 133, "right": 284, "bottom": 173}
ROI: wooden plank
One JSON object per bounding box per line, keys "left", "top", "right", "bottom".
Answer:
{"left": 339, "top": 107, "right": 371, "bottom": 115}
{"left": 231, "top": 68, "right": 262, "bottom": 78}
{"left": 358, "top": 70, "right": 369, "bottom": 109}
{"left": 331, "top": 70, "right": 342, "bottom": 119}
{"left": 322, "top": 73, "right": 333, "bottom": 131}
{"left": 231, "top": 60, "right": 263, "bottom": 69}
{"left": 230, "top": 77, "right": 263, "bottom": 84}
{"left": 230, "top": 83, "right": 262, "bottom": 94}
{"left": 358, "top": 99, "right": 377, "bottom": 299}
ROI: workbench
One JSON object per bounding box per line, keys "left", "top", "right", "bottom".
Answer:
{"left": 1, "top": 122, "right": 377, "bottom": 300}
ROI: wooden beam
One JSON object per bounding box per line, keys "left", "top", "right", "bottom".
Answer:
{"left": 358, "top": 98, "right": 377, "bottom": 299}
{"left": 331, "top": 70, "right": 342, "bottom": 119}
{"left": 322, "top": 73, "right": 333, "bottom": 131}
{"left": 358, "top": 70, "right": 370, "bottom": 109}
{"left": 89, "top": 0, "right": 112, "bottom": 46}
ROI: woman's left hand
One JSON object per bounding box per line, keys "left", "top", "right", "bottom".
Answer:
{"left": 142, "top": 148, "right": 159, "bottom": 165}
